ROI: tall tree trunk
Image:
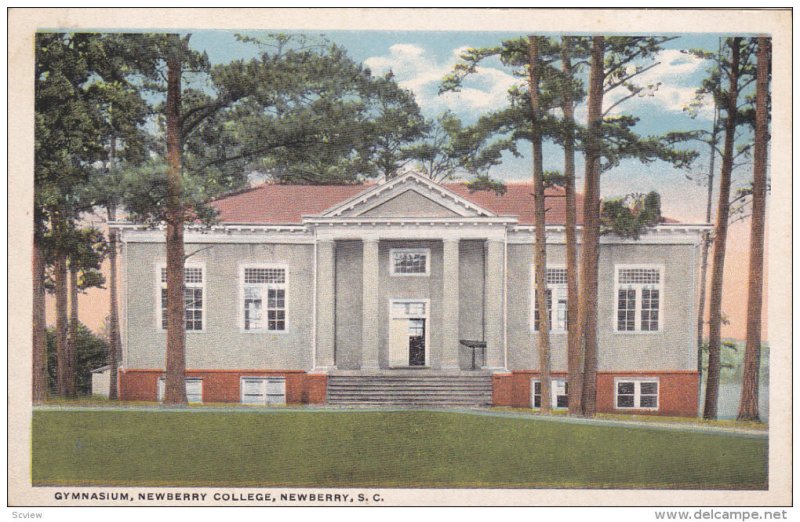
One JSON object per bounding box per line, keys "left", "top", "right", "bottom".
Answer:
{"left": 67, "top": 262, "right": 79, "bottom": 396}
{"left": 107, "top": 204, "right": 121, "bottom": 400}
{"left": 579, "top": 36, "right": 605, "bottom": 418}
{"left": 54, "top": 248, "right": 69, "bottom": 397}
{"left": 696, "top": 39, "right": 723, "bottom": 398}
{"left": 561, "top": 36, "right": 582, "bottom": 415}
{"left": 163, "top": 34, "right": 188, "bottom": 406}
{"left": 738, "top": 37, "right": 769, "bottom": 422}
{"left": 704, "top": 37, "right": 741, "bottom": 420}
{"left": 527, "top": 35, "right": 551, "bottom": 413}
{"left": 696, "top": 105, "right": 719, "bottom": 369}
{"left": 32, "top": 239, "right": 48, "bottom": 404}
{"left": 107, "top": 137, "right": 121, "bottom": 400}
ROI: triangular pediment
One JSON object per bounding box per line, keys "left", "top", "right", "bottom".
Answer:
{"left": 319, "top": 172, "right": 497, "bottom": 219}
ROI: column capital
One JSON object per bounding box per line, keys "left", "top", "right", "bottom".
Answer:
{"left": 362, "top": 236, "right": 380, "bottom": 244}
{"left": 442, "top": 237, "right": 461, "bottom": 245}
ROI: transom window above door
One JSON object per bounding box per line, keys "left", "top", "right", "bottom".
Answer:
{"left": 390, "top": 248, "right": 430, "bottom": 276}
{"left": 391, "top": 301, "right": 426, "bottom": 318}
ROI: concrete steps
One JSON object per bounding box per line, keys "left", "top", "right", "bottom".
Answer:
{"left": 326, "top": 375, "right": 493, "bottom": 407}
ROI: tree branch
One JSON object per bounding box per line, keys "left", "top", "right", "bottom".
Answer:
{"left": 603, "top": 90, "right": 640, "bottom": 116}
{"left": 184, "top": 245, "right": 214, "bottom": 260}
{"left": 603, "top": 61, "right": 661, "bottom": 95}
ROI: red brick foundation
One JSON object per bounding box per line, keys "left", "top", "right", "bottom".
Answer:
{"left": 119, "top": 369, "right": 327, "bottom": 405}
{"left": 494, "top": 370, "right": 699, "bottom": 417}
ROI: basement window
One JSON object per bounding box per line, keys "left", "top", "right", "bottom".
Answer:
{"left": 240, "top": 377, "right": 286, "bottom": 405}
{"left": 615, "top": 379, "right": 659, "bottom": 410}
{"left": 157, "top": 377, "right": 203, "bottom": 404}
{"left": 531, "top": 378, "right": 569, "bottom": 409}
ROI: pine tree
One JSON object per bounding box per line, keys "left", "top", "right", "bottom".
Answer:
{"left": 527, "top": 35, "right": 552, "bottom": 413}
{"left": 738, "top": 37, "right": 770, "bottom": 422}
{"left": 703, "top": 37, "right": 758, "bottom": 419}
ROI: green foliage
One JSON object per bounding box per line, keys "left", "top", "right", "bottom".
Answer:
{"left": 406, "top": 110, "right": 519, "bottom": 182}
{"left": 701, "top": 340, "right": 769, "bottom": 385}
{"left": 600, "top": 191, "right": 663, "bottom": 239}
{"left": 465, "top": 175, "right": 507, "bottom": 195}
{"left": 35, "top": 33, "right": 110, "bottom": 239}
{"left": 46, "top": 323, "right": 109, "bottom": 395}
{"left": 440, "top": 36, "right": 698, "bottom": 190}
{"left": 684, "top": 38, "right": 758, "bottom": 127}
{"left": 179, "top": 36, "right": 427, "bottom": 186}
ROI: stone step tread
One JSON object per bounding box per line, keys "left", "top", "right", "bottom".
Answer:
{"left": 329, "top": 401, "right": 491, "bottom": 407}
{"left": 327, "top": 398, "right": 492, "bottom": 403}
{"left": 329, "top": 376, "right": 492, "bottom": 379}
{"left": 328, "top": 391, "right": 492, "bottom": 395}
{"left": 328, "top": 387, "right": 492, "bottom": 394}
{"left": 328, "top": 383, "right": 492, "bottom": 386}
{"left": 328, "top": 381, "right": 493, "bottom": 384}
{"left": 328, "top": 390, "right": 492, "bottom": 397}
{"left": 328, "top": 392, "right": 492, "bottom": 399}
{"left": 328, "top": 381, "right": 492, "bottom": 385}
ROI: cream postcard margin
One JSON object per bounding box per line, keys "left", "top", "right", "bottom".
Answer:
{"left": 7, "top": 7, "right": 792, "bottom": 507}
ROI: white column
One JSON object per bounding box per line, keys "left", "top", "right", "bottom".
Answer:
{"left": 485, "top": 239, "right": 506, "bottom": 370}
{"left": 441, "top": 238, "right": 460, "bottom": 370}
{"left": 315, "top": 240, "right": 336, "bottom": 371}
{"left": 361, "top": 238, "right": 381, "bottom": 370}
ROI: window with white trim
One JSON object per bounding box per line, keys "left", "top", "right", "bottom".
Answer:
{"left": 532, "top": 267, "right": 568, "bottom": 332}
{"left": 615, "top": 379, "right": 659, "bottom": 410}
{"left": 390, "top": 248, "right": 430, "bottom": 276}
{"left": 532, "top": 378, "right": 569, "bottom": 409}
{"left": 157, "top": 377, "right": 203, "bottom": 404}
{"left": 615, "top": 266, "right": 662, "bottom": 332}
{"left": 242, "top": 266, "right": 287, "bottom": 331}
{"left": 160, "top": 266, "right": 204, "bottom": 331}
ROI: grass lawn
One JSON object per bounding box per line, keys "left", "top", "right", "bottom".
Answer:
{"left": 32, "top": 410, "right": 767, "bottom": 489}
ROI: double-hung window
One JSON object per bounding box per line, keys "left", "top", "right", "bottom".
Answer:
{"left": 390, "top": 248, "right": 430, "bottom": 276}
{"left": 615, "top": 379, "right": 659, "bottom": 410}
{"left": 159, "top": 265, "right": 204, "bottom": 331}
{"left": 615, "top": 265, "right": 663, "bottom": 332}
{"left": 532, "top": 267, "right": 568, "bottom": 332}
{"left": 241, "top": 266, "right": 287, "bottom": 332}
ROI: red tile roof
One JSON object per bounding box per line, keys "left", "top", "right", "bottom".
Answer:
{"left": 446, "top": 183, "right": 582, "bottom": 226}
{"left": 212, "top": 184, "right": 368, "bottom": 224}
{"left": 211, "top": 180, "right": 676, "bottom": 225}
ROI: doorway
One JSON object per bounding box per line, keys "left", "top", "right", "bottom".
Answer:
{"left": 389, "top": 300, "right": 429, "bottom": 367}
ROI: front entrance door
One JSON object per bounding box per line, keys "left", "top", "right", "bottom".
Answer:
{"left": 389, "top": 300, "right": 429, "bottom": 367}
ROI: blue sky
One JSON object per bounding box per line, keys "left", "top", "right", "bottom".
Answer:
{"left": 187, "top": 30, "right": 755, "bottom": 222}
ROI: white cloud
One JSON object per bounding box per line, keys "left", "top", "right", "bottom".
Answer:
{"left": 364, "top": 43, "right": 521, "bottom": 117}
{"left": 603, "top": 49, "right": 713, "bottom": 119}
{"left": 365, "top": 45, "right": 716, "bottom": 124}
